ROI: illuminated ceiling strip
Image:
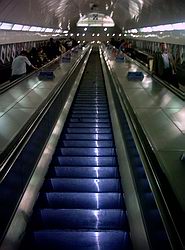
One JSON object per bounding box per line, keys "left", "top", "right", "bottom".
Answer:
{"left": 125, "top": 22, "right": 185, "bottom": 33}
{"left": 0, "top": 21, "right": 62, "bottom": 33}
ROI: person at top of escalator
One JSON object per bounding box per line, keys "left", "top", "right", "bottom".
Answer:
{"left": 11, "top": 50, "right": 38, "bottom": 82}
{"left": 153, "top": 43, "right": 177, "bottom": 87}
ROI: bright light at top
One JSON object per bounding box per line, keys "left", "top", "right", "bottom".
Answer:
{"left": 77, "top": 13, "right": 115, "bottom": 27}
{"left": 104, "top": 28, "right": 107, "bottom": 31}
{"left": 84, "top": 27, "right": 87, "bottom": 31}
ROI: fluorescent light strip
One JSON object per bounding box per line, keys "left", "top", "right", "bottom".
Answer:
{"left": 125, "top": 21, "right": 185, "bottom": 33}
{"left": 12, "top": 24, "right": 23, "bottom": 31}
{"left": 0, "top": 22, "right": 13, "bottom": 30}
{"left": 0, "top": 21, "right": 62, "bottom": 33}
{"left": 22, "top": 25, "right": 31, "bottom": 31}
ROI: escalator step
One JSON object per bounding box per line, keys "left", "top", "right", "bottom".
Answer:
{"left": 42, "top": 178, "right": 121, "bottom": 192}
{"left": 66, "top": 128, "right": 111, "bottom": 134}
{"left": 31, "top": 209, "right": 129, "bottom": 230}
{"left": 72, "top": 107, "right": 108, "bottom": 111}
{"left": 74, "top": 101, "right": 107, "bottom": 105}
{"left": 72, "top": 109, "right": 108, "bottom": 113}
{"left": 138, "top": 179, "right": 151, "bottom": 192}
{"left": 24, "top": 231, "right": 132, "bottom": 250}
{"left": 53, "top": 156, "right": 117, "bottom": 166}
{"left": 68, "top": 123, "right": 110, "bottom": 128}
{"left": 38, "top": 192, "right": 125, "bottom": 209}
{"left": 59, "top": 140, "right": 114, "bottom": 148}
{"left": 48, "top": 166, "right": 119, "bottom": 178}
{"left": 63, "top": 134, "right": 113, "bottom": 140}
{"left": 72, "top": 104, "right": 108, "bottom": 108}
{"left": 69, "top": 118, "right": 110, "bottom": 123}
{"left": 71, "top": 114, "right": 109, "bottom": 118}
{"left": 54, "top": 148, "right": 115, "bottom": 156}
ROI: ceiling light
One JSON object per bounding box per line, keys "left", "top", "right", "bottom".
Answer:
{"left": 29, "top": 26, "right": 38, "bottom": 32}
{"left": 45, "top": 28, "right": 53, "bottom": 32}
{"left": 0, "top": 22, "right": 13, "bottom": 30}
{"left": 12, "top": 24, "right": 23, "bottom": 31}
{"left": 22, "top": 25, "right": 31, "bottom": 31}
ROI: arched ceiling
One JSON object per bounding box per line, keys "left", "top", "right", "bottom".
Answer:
{"left": 0, "top": 0, "right": 185, "bottom": 31}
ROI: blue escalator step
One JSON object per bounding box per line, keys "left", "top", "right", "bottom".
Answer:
{"left": 68, "top": 123, "right": 110, "bottom": 128}
{"left": 42, "top": 178, "right": 121, "bottom": 192}
{"left": 66, "top": 128, "right": 112, "bottom": 134}
{"left": 131, "top": 156, "right": 143, "bottom": 168}
{"left": 72, "top": 107, "right": 108, "bottom": 111}
{"left": 135, "top": 167, "right": 146, "bottom": 178}
{"left": 53, "top": 156, "right": 117, "bottom": 166}
{"left": 55, "top": 148, "right": 115, "bottom": 156}
{"left": 71, "top": 114, "right": 109, "bottom": 118}
{"left": 63, "top": 133, "right": 113, "bottom": 140}
{"left": 38, "top": 192, "right": 124, "bottom": 209}
{"left": 59, "top": 140, "right": 114, "bottom": 148}
{"left": 48, "top": 166, "right": 118, "bottom": 178}
{"left": 142, "top": 192, "right": 156, "bottom": 209}
{"left": 128, "top": 147, "right": 139, "bottom": 157}
{"left": 73, "top": 104, "right": 108, "bottom": 108}
{"left": 31, "top": 209, "right": 129, "bottom": 230}
{"left": 71, "top": 110, "right": 108, "bottom": 114}
{"left": 146, "top": 209, "right": 164, "bottom": 229}
{"left": 138, "top": 179, "right": 151, "bottom": 192}
{"left": 74, "top": 101, "right": 107, "bottom": 105}
{"left": 75, "top": 97, "right": 106, "bottom": 101}
{"left": 26, "top": 230, "right": 132, "bottom": 250}
{"left": 69, "top": 118, "right": 110, "bottom": 123}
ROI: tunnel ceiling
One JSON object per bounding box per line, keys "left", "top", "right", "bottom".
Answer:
{"left": 0, "top": 0, "right": 185, "bottom": 31}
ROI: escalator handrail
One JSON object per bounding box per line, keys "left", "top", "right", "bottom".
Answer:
{"left": 101, "top": 47, "right": 185, "bottom": 249}
{"left": 0, "top": 45, "right": 90, "bottom": 182}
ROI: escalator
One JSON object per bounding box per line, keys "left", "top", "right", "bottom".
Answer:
{"left": 19, "top": 50, "right": 132, "bottom": 250}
